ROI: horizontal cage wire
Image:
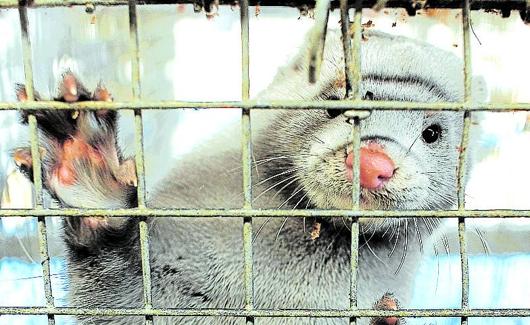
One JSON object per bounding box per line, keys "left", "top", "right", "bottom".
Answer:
{"left": 1, "top": 307, "right": 530, "bottom": 317}
{"left": 2, "top": 101, "right": 530, "bottom": 111}
{"left": 0, "top": 0, "right": 529, "bottom": 323}
{"left": 0, "top": 0, "right": 529, "bottom": 15}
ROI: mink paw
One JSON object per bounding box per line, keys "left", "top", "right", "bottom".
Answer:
{"left": 15, "top": 71, "right": 138, "bottom": 252}
{"left": 15, "top": 71, "right": 132, "bottom": 192}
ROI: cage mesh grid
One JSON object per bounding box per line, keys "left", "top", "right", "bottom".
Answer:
{"left": 0, "top": 0, "right": 529, "bottom": 323}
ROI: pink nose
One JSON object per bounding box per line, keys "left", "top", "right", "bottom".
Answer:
{"left": 345, "top": 143, "right": 395, "bottom": 190}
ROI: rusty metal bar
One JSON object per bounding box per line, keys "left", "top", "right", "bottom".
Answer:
{"left": 349, "top": 115, "right": 361, "bottom": 325}
{"left": 0, "top": 208, "right": 529, "bottom": 218}
{"left": 457, "top": 0, "right": 472, "bottom": 320}
{"left": 129, "top": 0, "right": 142, "bottom": 101}
{"left": 17, "top": 2, "right": 55, "bottom": 324}
{"left": 308, "top": 0, "right": 331, "bottom": 83}
{"left": 2, "top": 0, "right": 529, "bottom": 12}
{"left": 2, "top": 100, "right": 529, "bottom": 111}
{"left": 239, "top": 0, "right": 255, "bottom": 322}
{"left": 341, "top": 1, "right": 364, "bottom": 324}
{"left": 349, "top": 0, "right": 363, "bottom": 101}
{"left": 128, "top": 1, "right": 153, "bottom": 324}
{"left": 1, "top": 306, "right": 529, "bottom": 317}
{"left": 340, "top": 0, "right": 353, "bottom": 95}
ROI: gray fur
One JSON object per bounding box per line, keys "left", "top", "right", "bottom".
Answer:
{"left": 23, "top": 30, "right": 484, "bottom": 325}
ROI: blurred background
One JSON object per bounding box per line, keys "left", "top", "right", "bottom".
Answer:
{"left": 0, "top": 4, "right": 529, "bottom": 324}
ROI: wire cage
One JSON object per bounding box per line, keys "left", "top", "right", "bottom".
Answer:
{"left": 0, "top": 0, "right": 529, "bottom": 324}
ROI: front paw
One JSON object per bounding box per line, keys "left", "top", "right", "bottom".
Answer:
{"left": 15, "top": 72, "right": 137, "bottom": 253}
{"left": 15, "top": 71, "right": 135, "bottom": 199}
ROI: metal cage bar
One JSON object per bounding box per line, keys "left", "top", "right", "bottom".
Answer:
{"left": 1, "top": 0, "right": 530, "bottom": 323}
{"left": 338, "top": 1, "right": 364, "bottom": 324}
{"left": 308, "top": 0, "right": 331, "bottom": 83}
{"left": 458, "top": 1, "right": 473, "bottom": 322}
{"left": 1, "top": 306, "right": 530, "bottom": 317}
{"left": 17, "top": 2, "right": 56, "bottom": 324}
{"left": 128, "top": 1, "right": 154, "bottom": 324}
{"left": 239, "top": 0, "right": 255, "bottom": 324}
{"left": 2, "top": 100, "right": 530, "bottom": 111}
{"left": 0, "top": 0, "right": 529, "bottom": 12}
{"left": 1, "top": 208, "right": 530, "bottom": 218}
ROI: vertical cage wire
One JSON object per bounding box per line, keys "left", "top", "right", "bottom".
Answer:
{"left": 339, "top": 1, "right": 363, "bottom": 323}
{"left": 340, "top": 0, "right": 353, "bottom": 95}
{"left": 18, "top": 1, "right": 56, "bottom": 324}
{"left": 308, "top": 0, "right": 331, "bottom": 83}
{"left": 349, "top": 115, "right": 361, "bottom": 325}
{"left": 128, "top": 1, "right": 153, "bottom": 324}
{"left": 458, "top": 0, "right": 472, "bottom": 324}
{"left": 240, "top": 0, "right": 255, "bottom": 324}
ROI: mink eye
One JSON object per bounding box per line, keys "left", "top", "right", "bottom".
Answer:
{"left": 422, "top": 124, "right": 442, "bottom": 143}
{"left": 325, "top": 109, "right": 345, "bottom": 119}
{"left": 324, "top": 95, "right": 346, "bottom": 119}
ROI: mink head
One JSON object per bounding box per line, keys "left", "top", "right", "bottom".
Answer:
{"left": 253, "top": 30, "right": 480, "bottom": 217}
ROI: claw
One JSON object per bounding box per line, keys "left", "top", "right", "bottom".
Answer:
{"left": 59, "top": 71, "right": 89, "bottom": 102}
{"left": 15, "top": 84, "right": 28, "bottom": 102}
{"left": 61, "top": 72, "right": 79, "bottom": 102}
{"left": 15, "top": 84, "right": 41, "bottom": 102}
{"left": 93, "top": 83, "right": 113, "bottom": 102}
{"left": 13, "top": 147, "right": 46, "bottom": 169}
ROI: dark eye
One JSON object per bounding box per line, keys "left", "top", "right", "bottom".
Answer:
{"left": 422, "top": 124, "right": 442, "bottom": 143}
{"left": 326, "top": 109, "right": 345, "bottom": 119}
{"left": 324, "top": 95, "right": 345, "bottom": 119}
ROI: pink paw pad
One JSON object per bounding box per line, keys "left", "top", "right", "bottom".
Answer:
{"left": 54, "top": 137, "right": 104, "bottom": 186}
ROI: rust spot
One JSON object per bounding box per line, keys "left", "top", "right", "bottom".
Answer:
{"left": 422, "top": 8, "right": 453, "bottom": 24}
{"left": 362, "top": 20, "right": 375, "bottom": 28}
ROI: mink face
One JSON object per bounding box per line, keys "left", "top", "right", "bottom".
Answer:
{"left": 256, "top": 105, "right": 463, "bottom": 212}
{"left": 252, "top": 31, "right": 466, "bottom": 228}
